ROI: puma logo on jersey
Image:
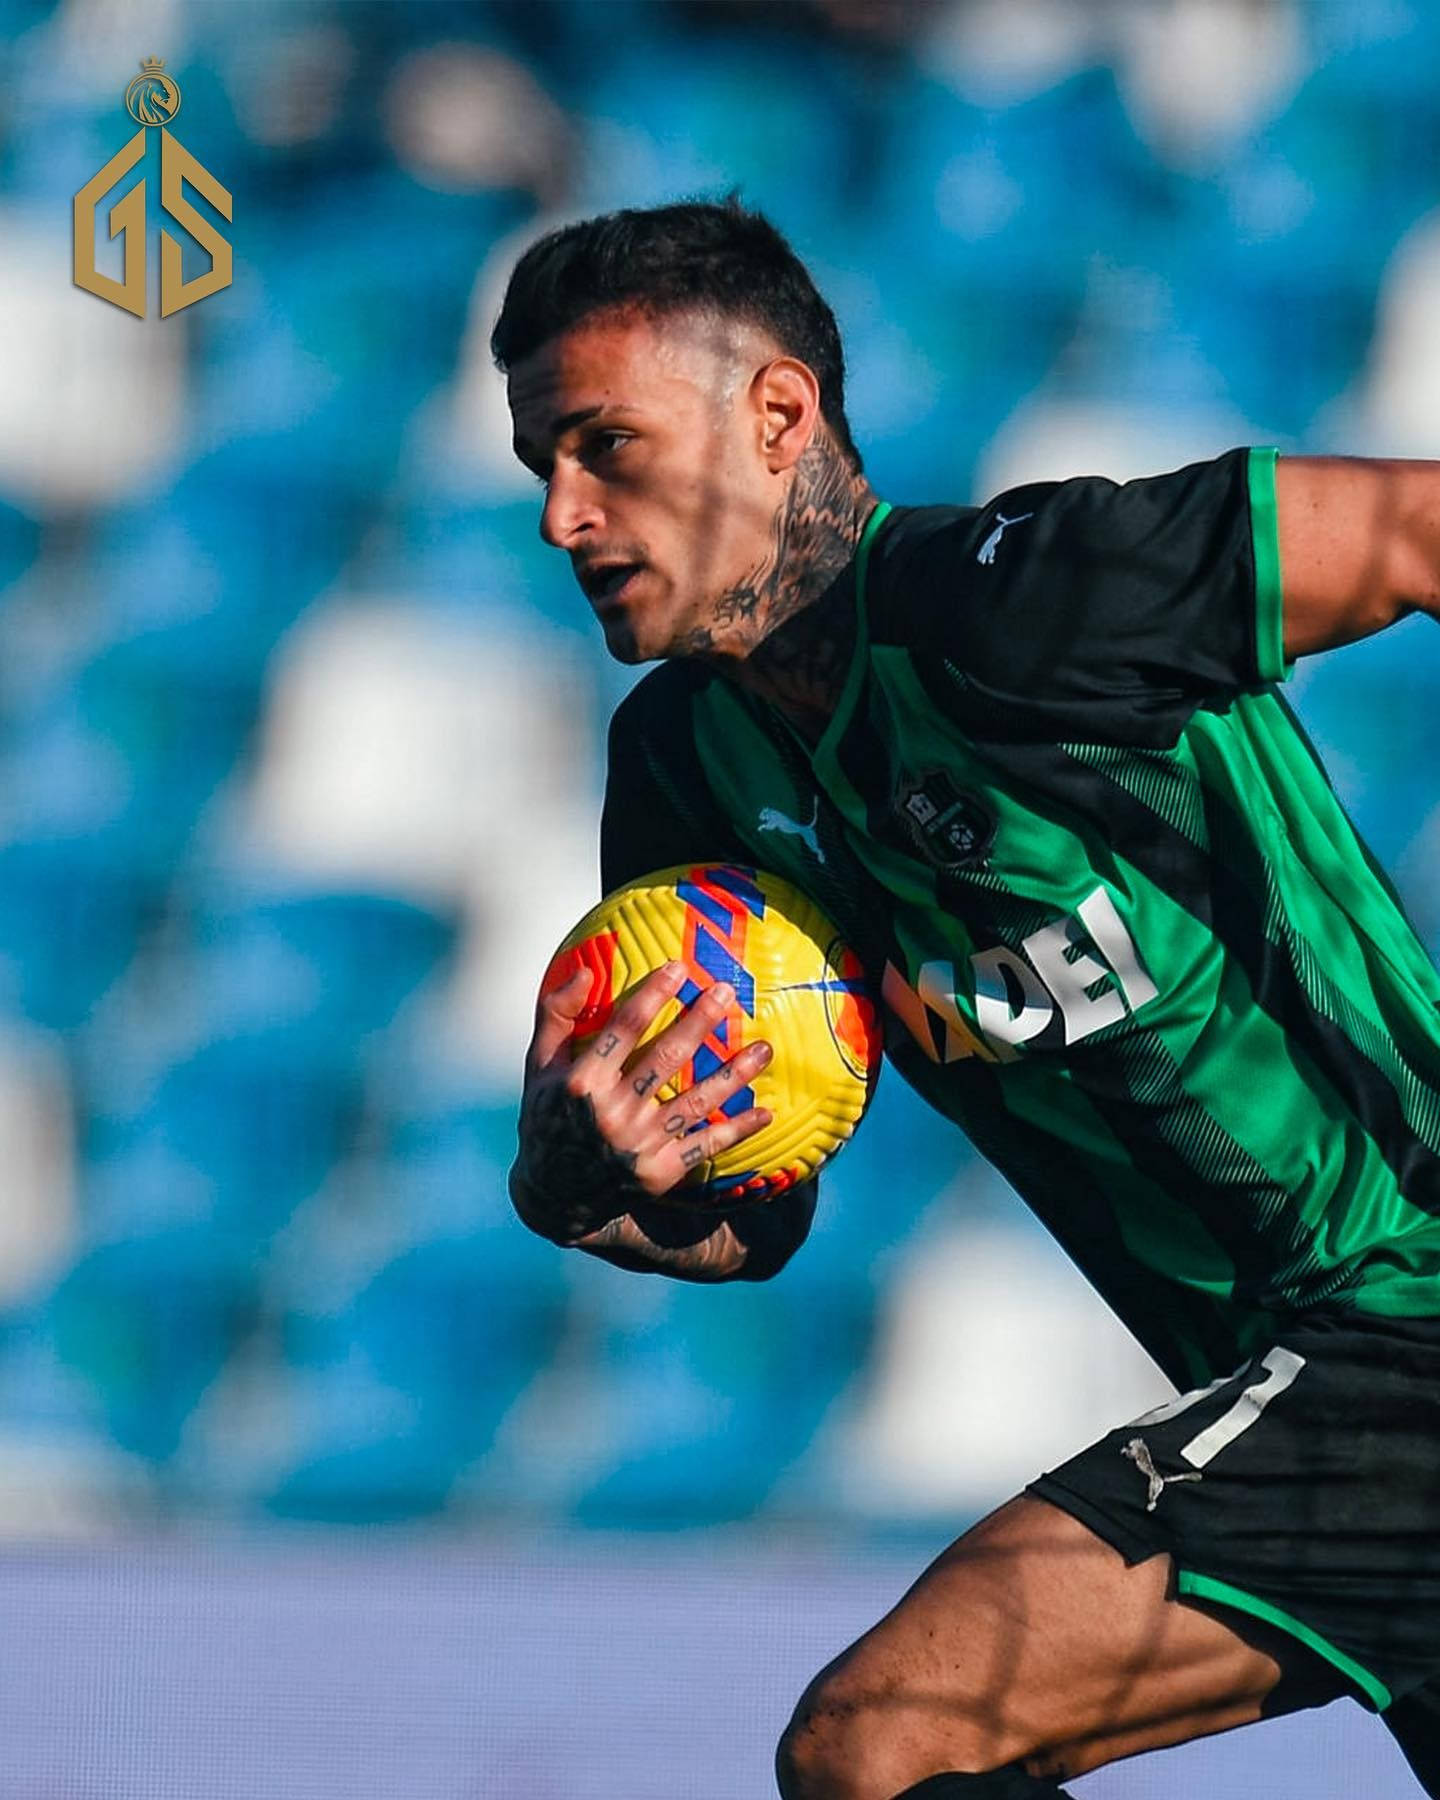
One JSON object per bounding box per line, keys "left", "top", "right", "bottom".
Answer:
{"left": 757, "top": 800, "right": 826, "bottom": 864}
{"left": 882, "top": 884, "right": 1158, "bottom": 1064}
{"left": 1121, "top": 1437, "right": 1203, "bottom": 1513}
{"left": 976, "top": 510, "right": 1034, "bottom": 565}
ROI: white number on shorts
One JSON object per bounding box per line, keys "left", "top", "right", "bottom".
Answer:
{"left": 1127, "top": 1345, "right": 1307, "bottom": 1470}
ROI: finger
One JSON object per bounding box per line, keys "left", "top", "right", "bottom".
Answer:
{"left": 529, "top": 964, "right": 595, "bottom": 1073}
{"left": 643, "top": 1103, "right": 773, "bottom": 1196}
{"left": 624, "top": 977, "right": 738, "bottom": 1107}
{"left": 651, "top": 1038, "right": 773, "bottom": 1135}
{"left": 571, "top": 960, "right": 687, "bottom": 1082}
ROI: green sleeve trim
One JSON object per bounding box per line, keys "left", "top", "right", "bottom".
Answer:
{"left": 1176, "top": 1570, "right": 1391, "bottom": 1711}
{"left": 1247, "top": 446, "right": 1289, "bottom": 683}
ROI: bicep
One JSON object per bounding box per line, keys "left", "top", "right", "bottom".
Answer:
{"left": 1276, "top": 455, "right": 1440, "bottom": 658}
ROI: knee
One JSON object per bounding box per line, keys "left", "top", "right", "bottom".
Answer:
{"left": 775, "top": 1677, "right": 874, "bottom": 1800}
{"left": 774, "top": 1669, "right": 965, "bottom": 1800}
{"left": 775, "top": 1657, "right": 1024, "bottom": 1800}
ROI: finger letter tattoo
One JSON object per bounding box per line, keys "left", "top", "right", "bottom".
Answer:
{"left": 595, "top": 1032, "right": 620, "bottom": 1059}
{"left": 633, "top": 1070, "right": 658, "bottom": 1097}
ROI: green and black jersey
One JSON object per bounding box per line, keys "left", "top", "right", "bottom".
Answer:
{"left": 600, "top": 448, "right": 1440, "bottom": 1391}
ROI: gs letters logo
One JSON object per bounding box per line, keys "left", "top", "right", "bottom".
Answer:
{"left": 73, "top": 56, "right": 232, "bottom": 319}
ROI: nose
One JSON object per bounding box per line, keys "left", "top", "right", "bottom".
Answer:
{"left": 539, "top": 462, "right": 603, "bottom": 550}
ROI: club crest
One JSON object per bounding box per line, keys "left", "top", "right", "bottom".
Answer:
{"left": 896, "top": 770, "right": 995, "bottom": 871}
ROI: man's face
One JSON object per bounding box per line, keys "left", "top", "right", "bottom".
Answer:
{"left": 507, "top": 308, "right": 780, "bottom": 663}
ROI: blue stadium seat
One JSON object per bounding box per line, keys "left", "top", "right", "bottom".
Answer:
{"left": 115, "top": 1035, "right": 359, "bottom": 1244}
{"left": 0, "top": 839, "right": 154, "bottom": 1031}
{"left": 361, "top": 493, "right": 587, "bottom": 640}
{"left": 68, "top": 890, "right": 456, "bottom": 1249}
{"left": 1163, "top": 16, "right": 1440, "bottom": 436}
{"left": 262, "top": 1413, "right": 473, "bottom": 1524}
{"left": 41, "top": 1224, "right": 258, "bottom": 1464}
{"left": 258, "top": 1092, "right": 567, "bottom": 1520}
{"left": 1284, "top": 617, "right": 1440, "bottom": 869}
{"left": 572, "top": 29, "right": 856, "bottom": 240}
{"left": 91, "top": 460, "right": 353, "bottom": 681}
{"left": 380, "top": 1096, "right": 522, "bottom": 1237}
{"left": 268, "top": 1227, "right": 568, "bottom": 1521}
{"left": 185, "top": 888, "right": 457, "bottom": 1046}
{"left": 568, "top": 1268, "right": 876, "bottom": 1528}
{"left": 567, "top": 1080, "right": 963, "bottom": 1528}
{"left": 193, "top": 169, "right": 527, "bottom": 501}
{"left": 861, "top": 68, "right": 1155, "bottom": 484}
{"left": 0, "top": 1296, "right": 111, "bottom": 1445}
{"left": 0, "top": 493, "right": 42, "bottom": 593}
{"left": 75, "top": 1140, "right": 220, "bottom": 1244}
{"left": 0, "top": 624, "right": 258, "bottom": 904}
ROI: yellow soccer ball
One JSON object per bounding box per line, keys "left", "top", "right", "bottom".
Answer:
{"left": 540, "top": 864, "right": 882, "bottom": 1202}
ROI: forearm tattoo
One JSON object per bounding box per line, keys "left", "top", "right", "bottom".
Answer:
{"left": 572, "top": 1183, "right": 820, "bottom": 1285}
{"left": 577, "top": 1202, "right": 739, "bottom": 1281}
{"left": 510, "top": 1081, "right": 645, "bottom": 1244}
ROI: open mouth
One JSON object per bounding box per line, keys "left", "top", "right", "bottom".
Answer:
{"left": 580, "top": 562, "right": 644, "bottom": 608}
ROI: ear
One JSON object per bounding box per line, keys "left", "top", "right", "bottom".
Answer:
{"left": 751, "top": 356, "right": 822, "bottom": 473}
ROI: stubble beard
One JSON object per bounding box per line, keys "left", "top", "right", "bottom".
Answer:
{"left": 628, "top": 434, "right": 873, "bottom": 683}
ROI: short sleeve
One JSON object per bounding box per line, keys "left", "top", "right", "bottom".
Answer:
{"left": 883, "top": 447, "right": 1287, "bottom": 748}
{"left": 600, "top": 665, "right": 751, "bottom": 893}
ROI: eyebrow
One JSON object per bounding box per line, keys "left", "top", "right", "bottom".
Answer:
{"left": 512, "top": 403, "right": 640, "bottom": 467}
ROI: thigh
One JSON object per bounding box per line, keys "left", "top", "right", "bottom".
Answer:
{"left": 799, "top": 1492, "right": 1338, "bottom": 1787}
{"left": 1033, "top": 1313, "right": 1440, "bottom": 1715}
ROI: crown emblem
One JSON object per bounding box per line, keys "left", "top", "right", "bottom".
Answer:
{"left": 125, "top": 55, "right": 182, "bottom": 127}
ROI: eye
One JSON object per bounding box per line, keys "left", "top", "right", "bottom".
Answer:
{"left": 589, "top": 429, "right": 633, "bottom": 460}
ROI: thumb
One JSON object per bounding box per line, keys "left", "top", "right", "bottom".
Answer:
{"left": 529, "top": 963, "right": 595, "bottom": 1072}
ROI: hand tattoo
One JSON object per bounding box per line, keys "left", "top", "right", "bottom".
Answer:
{"left": 510, "top": 1081, "right": 644, "bottom": 1244}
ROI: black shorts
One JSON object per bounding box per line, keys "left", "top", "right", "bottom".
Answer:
{"left": 1026, "top": 1311, "right": 1440, "bottom": 1791}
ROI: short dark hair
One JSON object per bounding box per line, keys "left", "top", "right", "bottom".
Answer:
{"left": 491, "top": 197, "right": 861, "bottom": 471}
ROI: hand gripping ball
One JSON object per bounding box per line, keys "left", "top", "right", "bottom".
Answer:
{"left": 540, "top": 864, "right": 882, "bottom": 1203}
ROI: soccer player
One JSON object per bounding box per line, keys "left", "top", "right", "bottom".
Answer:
{"left": 498, "top": 199, "right": 1440, "bottom": 1800}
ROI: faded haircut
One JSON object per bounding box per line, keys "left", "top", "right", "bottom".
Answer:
{"left": 491, "top": 196, "right": 862, "bottom": 472}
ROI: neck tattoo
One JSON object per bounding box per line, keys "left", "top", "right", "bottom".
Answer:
{"left": 686, "top": 435, "right": 876, "bottom": 741}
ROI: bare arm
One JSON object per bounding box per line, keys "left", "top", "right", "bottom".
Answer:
{"left": 1276, "top": 456, "right": 1440, "bottom": 658}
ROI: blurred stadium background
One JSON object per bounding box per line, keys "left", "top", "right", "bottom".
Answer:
{"left": 1, "top": 0, "right": 1438, "bottom": 1792}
